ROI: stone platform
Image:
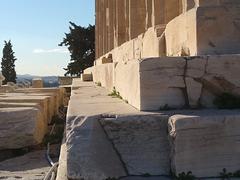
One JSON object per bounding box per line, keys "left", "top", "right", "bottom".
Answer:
{"left": 58, "top": 80, "right": 240, "bottom": 180}
{"left": 0, "top": 107, "right": 45, "bottom": 150}
{"left": 90, "top": 54, "right": 240, "bottom": 111}
{"left": 0, "top": 87, "right": 65, "bottom": 150}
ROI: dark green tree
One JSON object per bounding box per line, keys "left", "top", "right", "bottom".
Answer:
{"left": 1, "top": 40, "right": 17, "bottom": 84}
{"left": 59, "top": 22, "right": 95, "bottom": 76}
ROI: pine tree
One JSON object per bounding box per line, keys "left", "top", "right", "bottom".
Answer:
{"left": 59, "top": 22, "right": 95, "bottom": 76}
{"left": 1, "top": 40, "right": 17, "bottom": 84}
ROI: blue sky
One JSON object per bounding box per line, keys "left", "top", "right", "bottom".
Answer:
{"left": 0, "top": 0, "right": 95, "bottom": 76}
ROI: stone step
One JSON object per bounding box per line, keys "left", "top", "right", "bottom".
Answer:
{"left": 59, "top": 80, "right": 240, "bottom": 180}
{"left": 169, "top": 111, "right": 240, "bottom": 177}
{"left": 0, "top": 107, "right": 47, "bottom": 150}
{"left": 0, "top": 95, "right": 50, "bottom": 124}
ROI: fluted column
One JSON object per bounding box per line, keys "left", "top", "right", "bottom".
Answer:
{"left": 165, "top": 0, "right": 182, "bottom": 24}
{"left": 115, "top": 0, "right": 127, "bottom": 46}
{"left": 152, "top": 0, "right": 165, "bottom": 26}
{"left": 129, "top": 0, "right": 147, "bottom": 39}
{"left": 125, "top": 0, "right": 130, "bottom": 41}
{"left": 95, "top": 0, "right": 99, "bottom": 58}
{"left": 145, "top": 0, "right": 152, "bottom": 30}
{"left": 98, "top": 0, "right": 104, "bottom": 57}
{"left": 107, "top": 0, "right": 114, "bottom": 51}
{"left": 103, "top": 0, "right": 108, "bottom": 55}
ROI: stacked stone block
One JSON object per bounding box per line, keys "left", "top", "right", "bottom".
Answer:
{"left": 0, "top": 87, "right": 65, "bottom": 150}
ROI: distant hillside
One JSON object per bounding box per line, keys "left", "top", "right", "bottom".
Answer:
{"left": 17, "top": 74, "right": 59, "bottom": 87}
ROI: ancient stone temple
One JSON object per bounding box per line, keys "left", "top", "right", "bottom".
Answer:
{"left": 57, "top": 1, "right": 240, "bottom": 179}
{"left": 84, "top": 0, "right": 240, "bottom": 111}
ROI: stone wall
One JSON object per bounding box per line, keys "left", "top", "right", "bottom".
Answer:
{"left": 95, "top": 0, "right": 240, "bottom": 61}
{"left": 91, "top": 54, "right": 240, "bottom": 111}
{"left": 95, "top": 0, "right": 183, "bottom": 59}
{"left": 166, "top": 3, "right": 240, "bottom": 56}
{"left": 0, "top": 87, "right": 65, "bottom": 150}
{"left": 90, "top": 0, "right": 240, "bottom": 110}
{"left": 100, "top": 115, "right": 170, "bottom": 175}
{"left": 95, "top": 25, "right": 166, "bottom": 66}
{"left": 64, "top": 81, "right": 240, "bottom": 179}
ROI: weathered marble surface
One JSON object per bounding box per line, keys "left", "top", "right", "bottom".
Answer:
{"left": 15, "top": 87, "right": 65, "bottom": 110}
{"left": 66, "top": 80, "right": 137, "bottom": 180}
{"left": 0, "top": 95, "right": 50, "bottom": 124}
{"left": 58, "top": 81, "right": 240, "bottom": 180}
{"left": 0, "top": 107, "right": 46, "bottom": 150}
{"left": 66, "top": 115, "right": 127, "bottom": 180}
{"left": 169, "top": 111, "right": 240, "bottom": 177}
{"left": 100, "top": 114, "right": 170, "bottom": 175}
{"left": 92, "top": 54, "right": 240, "bottom": 111}
{"left": 65, "top": 80, "right": 173, "bottom": 180}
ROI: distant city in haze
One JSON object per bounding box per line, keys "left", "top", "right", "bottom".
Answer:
{"left": 0, "top": 0, "right": 95, "bottom": 76}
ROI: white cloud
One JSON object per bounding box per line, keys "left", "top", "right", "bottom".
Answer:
{"left": 33, "top": 48, "right": 69, "bottom": 54}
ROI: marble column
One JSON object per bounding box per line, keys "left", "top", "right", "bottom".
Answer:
{"left": 165, "top": 0, "right": 182, "bottom": 24}
{"left": 107, "top": 0, "right": 114, "bottom": 51}
{"left": 145, "top": 0, "right": 152, "bottom": 30}
{"left": 95, "top": 0, "right": 100, "bottom": 58}
{"left": 98, "top": 0, "right": 104, "bottom": 57}
{"left": 125, "top": 0, "right": 130, "bottom": 41}
{"left": 129, "top": 0, "right": 147, "bottom": 39}
{"left": 103, "top": 0, "right": 108, "bottom": 55}
{"left": 115, "top": 0, "right": 127, "bottom": 46}
{"left": 152, "top": 0, "right": 165, "bottom": 26}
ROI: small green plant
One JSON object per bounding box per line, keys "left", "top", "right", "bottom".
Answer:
{"left": 108, "top": 87, "right": 117, "bottom": 96}
{"left": 220, "top": 168, "right": 233, "bottom": 180}
{"left": 214, "top": 93, "right": 240, "bottom": 109}
{"left": 108, "top": 87, "right": 122, "bottom": 99}
{"left": 96, "top": 82, "right": 102, "bottom": 87}
{"left": 175, "top": 171, "right": 196, "bottom": 180}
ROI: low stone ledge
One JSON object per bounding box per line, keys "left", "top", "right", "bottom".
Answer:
{"left": 65, "top": 80, "right": 173, "bottom": 179}
{"left": 100, "top": 114, "right": 170, "bottom": 176}
{"left": 91, "top": 54, "right": 240, "bottom": 110}
{"left": 169, "top": 110, "right": 240, "bottom": 178}
{"left": 66, "top": 115, "right": 127, "bottom": 180}
{"left": 0, "top": 96, "right": 49, "bottom": 125}
{"left": 0, "top": 102, "right": 48, "bottom": 133}
{"left": 0, "top": 96, "right": 50, "bottom": 124}
{"left": 15, "top": 87, "right": 65, "bottom": 109}
{"left": 0, "top": 107, "right": 47, "bottom": 150}
{"left": 64, "top": 81, "right": 240, "bottom": 179}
